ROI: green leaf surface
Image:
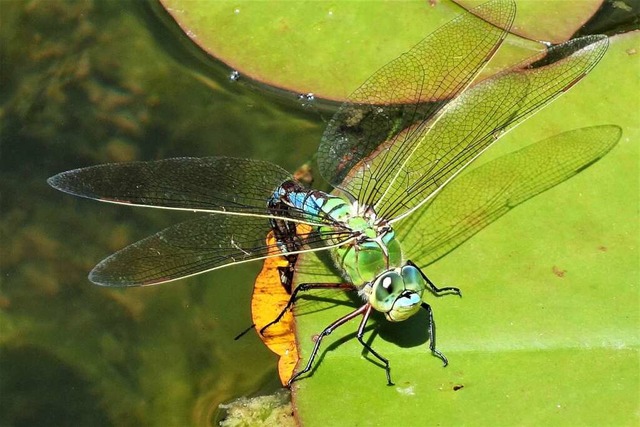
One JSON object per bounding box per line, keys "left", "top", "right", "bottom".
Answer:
{"left": 291, "top": 32, "right": 639, "bottom": 426}
{"left": 159, "top": 0, "right": 551, "bottom": 101}
{"left": 457, "top": 0, "right": 604, "bottom": 44}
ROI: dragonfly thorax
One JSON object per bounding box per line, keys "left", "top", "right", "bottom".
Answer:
{"left": 334, "top": 223, "right": 402, "bottom": 285}
{"left": 269, "top": 181, "right": 403, "bottom": 293}
{"left": 345, "top": 215, "right": 376, "bottom": 239}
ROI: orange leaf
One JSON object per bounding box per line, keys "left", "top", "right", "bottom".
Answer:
{"left": 251, "top": 231, "right": 298, "bottom": 386}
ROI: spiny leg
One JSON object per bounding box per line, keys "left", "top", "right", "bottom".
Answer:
{"left": 287, "top": 304, "right": 368, "bottom": 387}
{"left": 356, "top": 304, "right": 394, "bottom": 386}
{"left": 406, "top": 260, "right": 462, "bottom": 297}
{"left": 260, "top": 282, "right": 356, "bottom": 336}
{"left": 421, "top": 302, "right": 448, "bottom": 367}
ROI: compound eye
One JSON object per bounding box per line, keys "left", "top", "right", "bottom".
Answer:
{"left": 370, "top": 271, "right": 403, "bottom": 313}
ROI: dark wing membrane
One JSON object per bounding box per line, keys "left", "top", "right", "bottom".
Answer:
{"left": 370, "top": 35, "right": 608, "bottom": 221}
{"left": 48, "top": 157, "right": 293, "bottom": 217}
{"left": 396, "top": 125, "right": 622, "bottom": 264}
{"left": 317, "top": 0, "right": 515, "bottom": 195}
{"left": 89, "top": 213, "right": 355, "bottom": 287}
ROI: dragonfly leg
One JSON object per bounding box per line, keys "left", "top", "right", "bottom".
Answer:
{"left": 421, "top": 302, "right": 448, "bottom": 367}
{"left": 406, "top": 260, "right": 462, "bottom": 297}
{"left": 233, "top": 323, "right": 256, "bottom": 341}
{"left": 260, "top": 282, "right": 356, "bottom": 336}
{"left": 287, "top": 303, "right": 368, "bottom": 387}
{"left": 356, "top": 304, "right": 394, "bottom": 386}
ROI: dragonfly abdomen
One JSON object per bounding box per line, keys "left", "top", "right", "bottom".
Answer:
{"left": 268, "top": 180, "right": 349, "bottom": 254}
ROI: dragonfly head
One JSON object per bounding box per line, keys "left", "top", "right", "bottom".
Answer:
{"left": 369, "top": 266, "right": 424, "bottom": 322}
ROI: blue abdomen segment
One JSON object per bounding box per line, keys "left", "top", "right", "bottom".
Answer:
{"left": 276, "top": 187, "right": 324, "bottom": 218}
{"left": 268, "top": 181, "right": 350, "bottom": 254}
{"left": 269, "top": 181, "right": 349, "bottom": 224}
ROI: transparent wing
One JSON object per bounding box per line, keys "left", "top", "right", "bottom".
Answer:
{"left": 89, "top": 213, "right": 355, "bottom": 287}
{"left": 47, "top": 156, "right": 332, "bottom": 226}
{"left": 396, "top": 125, "right": 622, "bottom": 264}
{"left": 318, "top": 0, "right": 516, "bottom": 195}
{"left": 365, "top": 35, "right": 608, "bottom": 221}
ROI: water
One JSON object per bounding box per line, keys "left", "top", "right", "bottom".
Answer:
{"left": 0, "top": 1, "right": 321, "bottom": 425}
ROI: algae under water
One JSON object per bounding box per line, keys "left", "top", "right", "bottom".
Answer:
{"left": 0, "top": 0, "right": 317, "bottom": 425}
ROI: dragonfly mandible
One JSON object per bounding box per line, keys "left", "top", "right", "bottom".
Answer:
{"left": 47, "top": 0, "right": 611, "bottom": 386}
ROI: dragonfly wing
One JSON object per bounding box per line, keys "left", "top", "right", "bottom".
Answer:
{"left": 90, "top": 213, "right": 354, "bottom": 287}
{"left": 318, "top": 0, "right": 515, "bottom": 199}
{"left": 48, "top": 157, "right": 292, "bottom": 216}
{"left": 397, "top": 125, "right": 622, "bottom": 264}
{"left": 374, "top": 35, "right": 608, "bottom": 221}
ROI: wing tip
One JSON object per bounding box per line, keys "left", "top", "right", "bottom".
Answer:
{"left": 89, "top": 266, "right": 138, "bottom": 288}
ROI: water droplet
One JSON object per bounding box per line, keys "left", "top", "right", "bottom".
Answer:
{"left": 297, "top": 93, "right": 315, "bottom": 108}
{"left": 229, "top": 70, "right": 240, "bottom": 81}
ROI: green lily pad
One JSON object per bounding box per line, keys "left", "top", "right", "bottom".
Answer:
{"left": 290, "top": 31, "right": 639, "bottom": 426}
{"left": 457, "top": 0, "right": 604, "bottom": 44}
{"left": 159, "top": 0, "right": 548, "bottom": 101}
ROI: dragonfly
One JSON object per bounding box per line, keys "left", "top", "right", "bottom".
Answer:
{"left": 48, "top": 0, "right": 611, "bottom": 386}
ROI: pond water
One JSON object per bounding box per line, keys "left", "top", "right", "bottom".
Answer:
{"left": 1, "top": 1, "right": 323, "bottom": 425}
